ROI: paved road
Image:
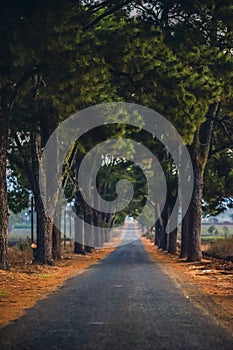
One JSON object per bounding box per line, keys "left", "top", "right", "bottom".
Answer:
{"left": 1, "top": 224, "right": 233, "bottom": 350}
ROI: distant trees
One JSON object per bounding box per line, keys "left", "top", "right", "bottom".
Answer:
{"left": 207, "top": 225, "right": 219, "bottom": 236}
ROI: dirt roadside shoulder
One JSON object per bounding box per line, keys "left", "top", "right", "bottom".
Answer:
{"left": 0, "top": 247, "right": 115, "bottom": 328}
{"left": 141, "top": 237, "right": 233, "bottom": 337}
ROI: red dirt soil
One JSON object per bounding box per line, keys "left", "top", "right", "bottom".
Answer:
{"left": 0, "top": 247, "right": 115, "bottom": 327}
{"left": 141, "top": 237, "right": 233, "bottom": 336}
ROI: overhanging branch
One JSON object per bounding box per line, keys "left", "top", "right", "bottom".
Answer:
{"left": 8, "top": 67, "right": 40, "bottom": 111}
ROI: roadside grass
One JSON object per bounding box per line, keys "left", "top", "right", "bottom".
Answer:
{"left": 206, "top": 236, "right": 233, "bottom": 260}
{"left": 201, "top": 224, "right": 233, "bottom": 245}
{"left": 8, "top": 229, "right": 31, "bottom": 242}
{"left": 201, "top": 236, "right": 225, "bottom": 243}
{"left": 8, "top": 243, "right": 33, "bottom": 265}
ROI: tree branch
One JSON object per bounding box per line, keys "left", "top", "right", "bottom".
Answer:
{"left": 8, "top": 67, "right": 40, "bottom": 111}
{"left": 85, "top": 0, "right": 133, "bottom": 28}
{"left": 13, "top": 132, "right": 34, "bottom": 191}
{"left": 219, "top": 120, "right": 233, "bottom": 145}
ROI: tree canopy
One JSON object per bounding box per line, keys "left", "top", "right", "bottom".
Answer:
{"left": 0, "top": 0, "right": 232, "bottom": 268}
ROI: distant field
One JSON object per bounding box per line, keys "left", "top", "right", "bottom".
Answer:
{"left": 9, "top": 228, "right": 75, "bottom": 242}
{"left": 205, "top": 235, "right": 233, "bottom": 260}
{"left": 8, "top": 229, "right": 31, "bottom": 241}
{"left": 9, "top": 224, "right": 233, "bottom": 243}
{"left": 201, "top": 224, "right": 233, "bottom": 235}
{"left": 201, "top": 235, "right": 225, "bottom": 242}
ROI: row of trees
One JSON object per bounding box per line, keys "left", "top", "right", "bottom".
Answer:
{"left": 0, "top": 0, "right": 233, "bottom": 269}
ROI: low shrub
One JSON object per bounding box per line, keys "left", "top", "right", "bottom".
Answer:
{"left": 8, "top": 244, "right": 33, "bottom": 265}
{"left": 206, "top": 236, "right": 233, "bottom": 261}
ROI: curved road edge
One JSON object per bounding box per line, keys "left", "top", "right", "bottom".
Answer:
{"left": 141, "top": 236, "right": 233, "bottom": 337}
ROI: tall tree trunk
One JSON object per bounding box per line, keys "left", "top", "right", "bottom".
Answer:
{"left": 168, "top": 227, "right": 177, "bottom": 254}
{"left": 31, "top": 132, "right": 54, "bottom": 264}
{"left": 52, "top": 191, "right": 62, "bottom": 260}
{"left": 0, "top": 106, "right": 9, "bottom": 270}
{"left": 52, "top": 206, "right": 62, "bottom": 260}
{"left": 167, "top": 203, "right": 178, "bottom": 254}
{"left": 104, "top": 229, "right": 110, "bottom": 243}
{"left": 35, "top": 202, "right": 54, "bottom": 265}
{"left": 160, "top": 226, "right": 167, "bottom": 251}
{"left": 107, "top": 213, "right": 115, "bottom": 243}
{"left": 74, "top": 191, "right": 86, "bottom": 254}
{"left": 161, "top": 203, "right": 169, "bottom": 251}
{"left": 14, "top": 131, "right": 55, "bottom": 265}
{"left": 155, "top": 220, "right": 161, "bottom": 247}
{"left": 74, "top": 214, "right": 86, "bottom": 255}
{"left": 187, "top": 160, "right": 203, "bottom": 261}
{"left": 155, "top": 204, "right": 163, "bottom": 248}
{"left": 180, "top": 208, "right": 189, "bottom": 258}
{"left": 179, "top": 145, "right": 190, "bottom": 259}
{"left": 84, "top": 205, "right": 94, "bottom": 253}
{"left": 166, "top": 197, "right": 178, "bottom": 254}
{"left": 51, "top": 129, "right": 61, "bottom": 260}
{"left": 93, "top": 212, "right": 102, "bottom": 248}
{"left": 187, "top": 103, "right": 219, "bottom": 261}
{"left": 52, "top": 224, "right": 61, "bottom": 260}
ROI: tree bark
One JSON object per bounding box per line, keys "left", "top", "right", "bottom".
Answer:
{"left": 84, "top": 206, "right": 94, "bottom": 253}
{"left": 155, "top": 203, "right": 163, "bottom": 248}
{"left": 160, "top": 203, "right": 168, "bottom": 251}
{"left": 74, "top": 191, "right": 86, "bottom": 254}
{"left": 167, "top": 205, "right": 177, "bottom": 254}
{"left": 93, "top": 212, "right": 102, "bottom": 248}
{"left": 187, "top": 159, "right": 203, "bottom": 261}
{"left": 52, "top": 224, "right": 61, "bottom": 260}
{"left": 35, "top": 204, "right": 54, "bottom": 265}
{"left": 31, "top": 132, "right": 54, "bottom": 264}
{"left": 187, "top": 103, "right": 219, "bottom": 261}
{"left": 179, "top": 145, "right": 190, "bottom": 259}
{"left": 155, "top": 220, "right": 161, "bottom": 247}
{"left": 180, "top": 207, "right": 189, "bottom": 258}
{"left": 160, "top": 226, "right": 168, "bottom": 251}
{"left": 14, "top": 131, "right": 55, "bottom": 265}
{"left": 85, "top": 245, "right": 94, "bottom": 253}
{"left": 168, "top": 227, "right": 177, "bottom": 254}
{"left": 52, "top": 189, "right": 62, "bottom": 260}
{"left": 74, "top": 202, "right": 86, "bottom": 254}
{"left": 166, "top": 199, "right": 178, "bottom": 254}
{"left": 74, "top": 214, "right": 86, "bottom": 254}
{"left": 0, "top": 105, "right": 9, "bottom": 270}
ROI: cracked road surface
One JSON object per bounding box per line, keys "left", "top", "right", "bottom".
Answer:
{"left": 0, "top": 224, "right": 233, "bottom": 350}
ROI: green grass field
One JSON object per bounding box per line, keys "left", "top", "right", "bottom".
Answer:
{"left": 9, "top": 224, "right": 233, "bottom": 243}
{"left": 8, "top": 229, "right": 31, "bottom": 242}
{"left": 206, "top": 236, "right": 233, "bottom": 259}
{"left": 201, "top": 235, "right": 225, "bottom": 242}
{"left": 201, "top": 224, "right": 233, "bottom": 235}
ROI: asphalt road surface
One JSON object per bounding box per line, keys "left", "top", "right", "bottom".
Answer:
{"left": 0, "top": 223, "right": 233, "bottom": 350}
